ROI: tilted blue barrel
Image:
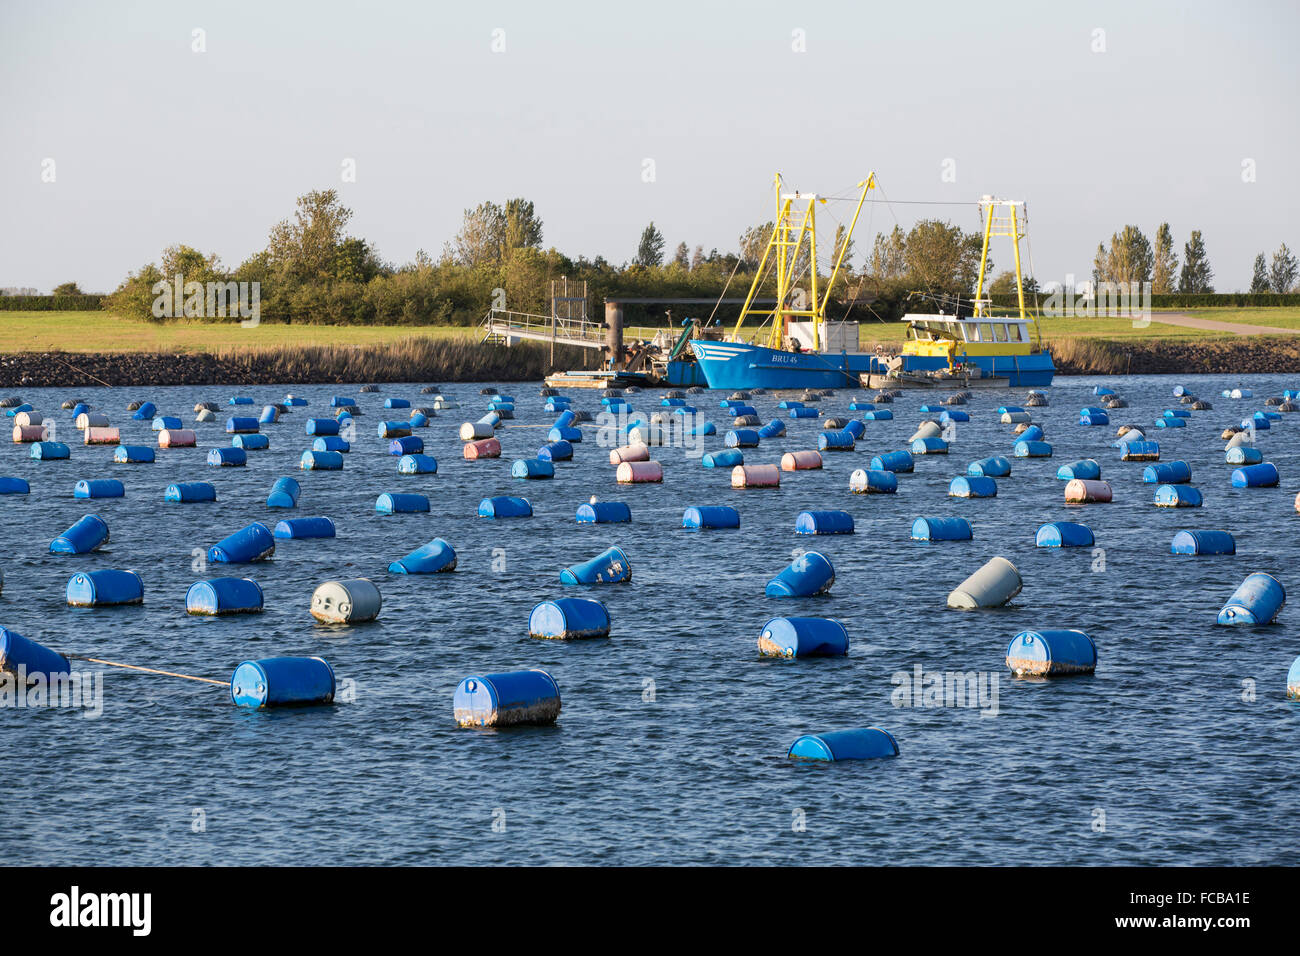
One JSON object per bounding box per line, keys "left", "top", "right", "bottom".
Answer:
{"left": 1171, "top": 530, "right": 1235, "bottom": 555}
{"left": 862, "top": 409, "right": 893, "bottom": 420}
{"left": 74, "top": 478, "right": 124, "bottom": 499}
{"left": 1005, "top": 629, "right": 1097, "bottom": 676}
{"left": 529, "top": 598, "right": 611, "bottom": 639}
{"left": 186, "top": 577, "right": 264, "bottom": 614}
{"left": 758, "top": 617, "right": 848, "bottom": 658}
{"left": 819, "top": 430, "right": 855, "bottom": 451}
{"left": 31, "top": 441, "right": 70, "bottom": 460}
{"left": 703, "top": 449, "right": 744, "bottom": 468}
{"left": 1231, "top": 463, "right": 1279, "bottom": 487}
{"left": 208, "top": 522, "right": 275, "bottom": 563}
{"left": 454, "top": 669, "right": 561, "bottom": 727}
{"left": 0, "top": 628, "right": 71, "bottom": 682}
{"left": 998, "top": 405, "right": 1025, "bottom": 414}
{"left": 577, "top": 502, "right": 631, "bottom": 523}
{"left": 266, "top": 476, "right": 301, "bottom": 508}
{"left": 259, "top": 405, "right": 279, "bottom": 424}
{"left": 1094, "top": 386, "right": 1116, "bottom": 396}
{"left": 300, "top": 450, "right": 344, "bottom": 470}
{"left": 795, "top": 510, "right": 854, "bottom": 535}
{"left": 1019, "top": 425, "right": 1045, "bottom": 442}
{"left": 843, "top": 419, "right": 866, "bottom": 438}
{"left": 511, "top": 459, "right": 554, "bottom": 479}
{"left": 164, "top": 481, "right": 215, "bottom": 503}
{"left": 554, "top": 409, "right": 577, "bottom": 428}
{"left": 388, "top": 537, "right": 457, "bottom": 573}
{"left": 389, "top": 436, "right": 423, "bottom": 456}
{"left": 1143, "top": 460, "right": 1192, "bottom": 484}
{"left": 871, "top": 450, "right": 914, "bottom": 473}
{"left": 312, "top": 436, "right": 350, "bottom": 453}
{"left": 692, "top": 421, "right": 719, "bottom": 437}
{"left": 1035, "top": 521, "right": 1094, "bottom": 547}
{"left": 0, "top": 477, "right": 30, "bottom": 494}
{"left": 478, "top": 496, "right": 532, "bottom": 518}
{"left": 1217, "top": 573, "right": 1285, "bottom": 625}
{"left": 682, "top": 505, "right": 740, "bottom": 529}
{"left": 230, "top": 657, "right": 335, "bottom": 708}
{"left": 305, "top": 418, "right": 340, "bottom": 436}
{"left": 131, "top": 401, "right": 157, "bottom": 420}
{"left": 272, "top": 517, "right": 336, "bottom": 539}
{"left": 208, "top": 447, "right": 246, "bottom": 467}
{"left": 765, "top": 551, "right": 834, "bottom": 597}
{"left": 1226, "top": 446, "right": 1263, "bottom": 465}
{"left": 1013, "top": 440, "right": 1053, "bottom": 458}
{"left": 376, "top": 492, "right": 430, "bottom": 514}
{"left": 151, "top": 415, "right": 183, "bottom": 431}
{"left": 1154, "top": 484, "right": 1203, "bottom": 507}
{"left": 949, "top": 475, "right": 997, "bottom": 498}
{"left": 560, "top": 546, "right": 631, "bottom": 584}
{"left": 66, "top": 569, "right": 143, "bottom": 606}
{"left": 397, "top": 454, "right": 438, "bottom": 474}
{"left": 725, "top": 429, "right": 759, "bottom": 448}
{"left": 967, "top": 456, "right": 1011, "bottom": 478}
{"left": 538, "top": 440, "right": 573, "bottom": 461}
{"left": 408, "top": 411, "right": 429, "bottom": 428}
{"left": 661, "top": 397, "right": 685, "bottom": 407}
{"left": 113, "top": 445, "right": 154, "bottom": 464}
{"left": 788, "top": 728, "right": 898, "bottom": 761}
{"left": 232, "top": 433, "right": 270, "bottom": 450}
{"left": 226, "top": 416, "right": 259, "bottom": 434}
{"left": 777, "top": 400, "right": 803, "bottom": 409}
{"left": 911, "top": 516, "right": 973, "bottom": 541}
{"left": 50, "top": 514, "right": 109, "bottom": 554}
{"left": 1057, "top": 460, "right": 1101, "bottom": 481}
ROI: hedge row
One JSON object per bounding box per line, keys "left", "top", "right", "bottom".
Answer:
{"left": 0, "top": 295, "right": 105, "bottom": 311}
{"left": 989, "top": 292, "right": 1300, "bottom": 309}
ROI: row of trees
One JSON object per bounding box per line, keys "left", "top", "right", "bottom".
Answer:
{"left": 1091, "top": 225, "right": 1298, "bottom": 294}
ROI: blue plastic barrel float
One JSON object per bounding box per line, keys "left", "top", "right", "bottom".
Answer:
{"left": 1120, "top": 440, "right": 1160, "bottom": 461}
{"left": 702, "top": 449, "right": 744, "bottom": 469}
{"left": 454, "top": 669, "right": 561, "bottom": 727}
{"left": 862, "top": 409, "right": 893, "bottom": 421}
{"left": 788, "top": 406, "right": 819, "bottom": 419}
{"left": 1170, "top": 530, "right": 1235, "bottom": 555}
{"left": 819, "top": 430, "right": 855, "bottom": 451}
{"left": 682, "top": 505, "right": 740, "bottom": 530}
{"left": 1056, "top": 459, "right": 1101, "bottom": 481}
{"left": 1035, "top": 521, "right": 1094, "bottom": 547}
{"left": 1217, "top": 573, "right": 1285, "bottom": 625}
{"left": 312, "top": 436, "right": 350, "bottom": 453}
{"left": 848, "top": 401, "right": 875, "bottom": 412}
{"left": 795, "top": 510, "right": 854, "bottom": 535}
{"left": 1165, "top": 408, "right": 1191, "bottom": 419}
{"left": 728, "top": 405, "right": 758, "bottom": 418}
{"left": 232, "top": 433, "right": 270, "bottom": 451}
{"left": 389, "top": 537, "right": 457, "bottom": 573}
{"left": 226, "top": 416, "right": 260, "bottom": 435}
{"left": 538, "top": 440, "right": 573, "bottom": 462}
{"left": 1094, "top": 386, "right": 1116, "bottom": 396}
{"left": 305, "top": 417, "right": 340, "bottom": 436}
{"left": 940, "top": 409, "right": 969, "bottom": 423}
{"left": 871, "top": 449, "right": 914, "bottom": 473}
{"left": 757, "top": 617, "right": 849, "bottom": 658}
{"left": 266, "top": 476, "right": 301, "bottom": 508}
{"left": 548, "top": 425, "right": 582, "bottom": 443}
{"left": 207, "top": 447, "right": 246, "bottom": 467}
{"left": 1005, "top": 629, "right": 1097, "bottom": 676}
{"left": 725, "top": 429, "right": 760, "bottom": 448}
{"left": 787, "top": 728, "right": 898, "bottom": 761}
{"left": 301, "top": 450, "right": 344, "bottom": 470}
{"left": 389, "top": 436, "right": 423, "bottom": 456}
{"left": 31, "top": 441, "right": 70, "bottom": 460}
{"left": 911, "top": 517, "right": 973, "bottom": 541}
{"left": 1013, "top": 440, "right": 1053, "bottom": 458}
{"left": 186, "top": 577, "right": 264, "bottom": 615}
{"left": 848, "top": 468, "right": 897, "bottom": 494}
{"left": 1231, "top": 463, "right": 1279, "bottom": 487}
{"left": 1018, "top": 424, "right": 1045, "bottom": 442}
{"left": 208, "top": 522, "right": 275, "bottom": 563}
{"left": 230, "top": 657, "right": 336, "bottom": 709}
{"left": 529, "top": 598, "right": 611, "bottom": 640}
{"left": 74, "top": 478, "right": 124, "bottom": 499}
{"left": 765, "top": 551, "right": 834, "bottom": 597}
{"left": 397, "top": 454, "right": 438, "bottom": 475}
{"left": 1226, "top": 446, "right": 1263, "bottom": 465}
{"left": 0, "top": 477, "right": 30, "bottom": 494}
{"left": 478, "top": 496, "right": 532, "bottom": 518}
{"left": 777, "top": 400, "right": 803, "bottom": 410}
{"left": 511, "top": 459, "right": 555, "bottom": 480}
{"left": 259, "top": 405, "right": 279, "bottom": 425}
{"left": 1154, "top": 484, "right": 1203, "bottom": 508}
{"left": 1143, "top": 460, "right": 1192, "bottom": 484}
{"left": 229, "top": 396, "right": 254, "bottom": 406}
{"left": 1154, "top": 416, "right": 1185, "bottom": 429}
{"left": 385, "top": 398, "right": 411, "bottom": 409}
{"left": 164, "top": 481, "right": 215, "bottom": 503}
{"left": 949, "top": 475, "right": 997, "bottom": 498}
{"left": 66, "top": 569, "right": 143, "bottom": 607}
{"left": 376, "top": 492, "right": 430, "bottom": 514}
{"left": 378, "top": 421, "right": 413, "bottom": 439}
{"left": 843, "top": 419, "right": 866, "bottom": 439}
{"left": 50, "top": 514, "right": 109, "bottom": 554}
{"left": 577, "top": 501, "right": 631, "bottom": 524}
{"left": 692, "top": 421, "right": 720, "bottom": 437}
{"left": 284, "top": 396, "right": 308, "bottom": 407}
{"left": 0, "top": 628, "right": 71, "bottom": 682}
{"left": 967, "top": 456, "right": 1011, "bottom": 478}
{"left": 330, "top": 396, "right": 356, "bottom": 407}
{"left": 1079, "top": 410, "right": 1110, "bottom": 426}
{"left": 112, "top": 445, "right": 155, "bottom": 464}
{"left": 560, "top": 546, "right": 631, "bottom": 584}
{"left": 273, "top": 517, "right": 336, "bottom": 539}
{"left": 151, "top": 415, "right": 183, "bottom": 431}
{"left": 131, "top": 401, "right": 157, "bottom": 420}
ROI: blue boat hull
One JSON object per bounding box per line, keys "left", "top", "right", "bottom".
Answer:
{"left": 900, "top": 351, "right": 1056, "bottom": 387}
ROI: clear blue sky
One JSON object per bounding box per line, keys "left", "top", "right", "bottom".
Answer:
{"left": 2, "top": 0, "right": 1297, "bottom": 293}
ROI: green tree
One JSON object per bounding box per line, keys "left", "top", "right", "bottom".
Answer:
{"left": 738, "top": 222, "right": 774, "bottom": 269}
{"left": 671, "top": 241, "right": 690, "bottom": 269}
{"left": 1152, "top": 223, "right": 1178, "bottom": 294}
{"left": 830, "top": 224, "right": 856, "bottom": 272}
{"left": 52, "top": 281, "right": 82, "bottom": 295}
{"left": 635, "top": 222, "right": 665, "bottom": 267}
{"left": 1177, "top": 230, "right": 1214, "bottom": 292}
{"left": 1249, "top": 253, "right": 1270, "bottom": 293}
{"left": 268, "top": 189, "right": 353, "bottom": 284}
{"left": 1270, "top": 242, "right": 1298, "bottom": 293}
{"left": 867, "top": 228, "right": 906, "bottom": 280}
{"left": 903, "top": 219, "right": 987, "bottom": 291}
{"left": 1104, "top": 225, "right": 1153, "bottom": 285}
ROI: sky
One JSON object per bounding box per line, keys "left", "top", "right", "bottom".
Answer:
{"left": 1, "top": 0, "right": 1297, "bottom": 294}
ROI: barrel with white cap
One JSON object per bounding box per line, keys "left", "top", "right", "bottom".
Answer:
{"left": 376, "top": 492, "right": 430, "bottom": 514}
{"left": 787, "top": 728, "right": 898, "bottom": 761}
{"left": 397, "top": 454, "right": 438, "bottom": 475}
{"left": 724, "top": 429, "right": 759, "bottom": 448}
{"left": 758, "top": 617, "right": 848, "bottom": 658}
{"left": 66, "top": 569, "right": 143, "bottom": 606}
{"left": 560, "top": 546, "right": 631, "bottom": 584}
{"left": 1035, "top": 521, "right": 1094, "bottom": 548}
{"left": 31, "top": 441, "right": 70, "bottom": 460}
{"left": 230, "top": 657, "right": 335, "bottom": 708}
{"left": 1014, "top": 440, "right": 1052, "bottom": 458}
{"left": 186, "top": 578, "right": 264, "bottom": 615}
{"left": 388, "top": 538, "right": 457, "bottom": 573}
{"left": 208, "top": 522, "right": 275, "bottom": 563}
{"left": 861, "top": 409, "right": 893, "bottom": 420}
{"left": 310, "top": 578, "right": 381, "bottom": 623}
{"left": 50, "top": 514, "right": 109, "bottom": 554}
{"left": 511, "top": 459, "right": 555, "bottom": 479}
{"left": 1217, "top": 573, "right": 1285, "bottom": 625}
{"left": 849, "top": 468, "right": 897, "bottom": 494}
{"left": 1005, "top": 629, "right": 1096, "bottom": 676}
{"left": 0, "top": 628, "right": 71, "bottom": 682}
{"left": 1057, "top": 460, "right": 1101, "bottom": 481}
{"left": 947, "top": 557, "right": 1021, "bottom": 609}
{"left": 765, "top": 551, "right": 834, "bottom": 597}
{"left": 300, "top": 449, "right": 344, "bottom": 470}
{"left": 454, "top": 669, "right": 561, "bottom": 727}
{"left": 113, "top": 445, "right": 155, "bottom": 463}
{"left": 312, "top": 436, "right": 350, "bottom": 453}
{"left": 459, "top": 421, "right": 494, "bottom": 441}
{"left": 1226, "top": 446, "right": 1263, "bottom": 465}
{"left": 529, "top": 598, "right": 610, "bottom": 639}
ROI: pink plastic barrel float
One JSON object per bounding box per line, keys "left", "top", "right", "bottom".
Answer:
{"left": 158, "top": 428, "right": 197, "bottom": 448}
{"left": 12, "top": 425, "right": 44, "bottom": 443}
{"left": 616, "top": 460, "right": 662, "bottom": 483}
{"left": 609, "top": 443, "right": 650, "bottom": 464}
{"left": 732, "top": 464, "right": 780, "bottom": 488}
{"left": 83, "top": 427, "right": 120, "bottom": 445}
{"left": 781, "top": 450, "right": 823, "bottom": 471}
{"left": 463, "top": 437, "right": 501, "bottom": 460}
{"left": 1065, "top": 478, "right": 1112, "bottom": 503}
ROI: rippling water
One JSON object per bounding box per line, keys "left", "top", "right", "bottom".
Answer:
{"left": 2, "top": 373, "right": 1298, "bottom": 866}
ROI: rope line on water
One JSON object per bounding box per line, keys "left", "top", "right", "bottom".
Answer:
{"left": 65, "top": 654, "right": 226, "bottom": 686}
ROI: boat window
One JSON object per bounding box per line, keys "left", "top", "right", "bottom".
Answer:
{"left": 978, "top": 323, "right": 993, "bottom": 342}
{"left": 993, "top": 323, "right": 1008, "bottom": 342}
{"left": 1008, "top": 323, "right": 1025, "bottom": 342}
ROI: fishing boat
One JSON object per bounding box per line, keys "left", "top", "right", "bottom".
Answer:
{"left": 690, "top": 179, "right": 1054, "bottom": 389}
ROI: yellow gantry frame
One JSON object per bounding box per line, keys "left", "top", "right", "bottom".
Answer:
{"left": 972, "top": 199, "right": 1028, "bottom": 321}
{"left": 732, "top": 173, "right": 876, "bottom": 351}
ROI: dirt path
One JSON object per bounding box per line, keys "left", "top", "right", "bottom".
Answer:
{"left": 1150, "top": 312, "right": 1300, "bottom": 335}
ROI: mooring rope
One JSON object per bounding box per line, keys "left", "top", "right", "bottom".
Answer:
{"left": 65, "top": 654, "right": 225, "bottom": 686}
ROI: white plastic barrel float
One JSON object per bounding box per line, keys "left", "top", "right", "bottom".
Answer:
{"left": 464, "top": 438, "right": 501, "bottom": 460}
{"left": 560, "top": 546, "right": 631, "bottom": 584}
{"left": 576, "top": 501, "right": 631, "bottom": 524}
{"left": 195, "top": 409, "right": 216, "bottom": 423}
{"left": 75, "top": 412, "right": 109, "bottom": 429}
{"left": 765, "top": 551, "right": 834, "bottom": 597}
{"left": 0, "top": 627, "right": 71, "bottom": 683}
{"left": 787, "top": 728, "right": 898, "bottom": 761}
{"left": 1217, "top": 573, "right": 1285, "bottom": 625}
{"left": 208, "top": 447, "right": 246, "bottom": 467}
{"left": 610, "top": 442, "right": 650, "bottom": 464}
{"left": 616, "top": 461, "right": 662, "bottom": 484}
{"left": 1143, "top": 461, "right": 1192, "bottom": 484}
{"left": 1231, "top": 463, "right": 1279, "bottom": 487}
{"left": 1170, "top": 530, "right": 1235, "bottom": 555}
{"left": 301, "top": 449, "right": 344, "bottom": 470}
{"left": 208, "top": 522, "right": 275, "bottom": 563}
{"left": 910, "top": 421, "right": 942, "bottom": 443}
{"left": 266, "top": 476, "right": 301, "bottom": 509}
{"left": 758, "top": 617, "right": 848, "bottom": 658}
{"left": 782, "top": 451, "right": 823, "bottom": 471}
{"left": 389, "top": 537, "right": 456, "bottom": 573}
{"left": 66, "top": 569, "right": 143, "bottom": 607}
{"left": 948, "top": 475, "right": 997, "bottom": 498}
{"left": 732, "top": 464, "right": 779, "bottom": 488}
{"left": 1035, "top": 521, "right": 1094, "bottom": 548}
{"left": 478, "top": 496, "right": 532, "bottom": 518}
{"left": 273, "top": 517, "right": 335, "bottom": 539}
{"left": 459, "top": 421, "right": 493, "bottom": 441}
{"left": 947, "top": 557, "right": 1022, "bottom": 609}
{"left": 702, "top": 449, "right": 743, "bottom": 469}
{"left": 1120, "top": 440, "right": 1160, "bottom": 461}
{"left": 310, "top": 578, "right": 382, "bottom": 624}
{"left": 398, "top": 454, "right": 438, "bottom": 475}
{"left": 967, "top": 456, "right": 1011, "bottom": 478}
{"left": 849, "top": 468, "right": 898, "bottom": 494}
{"left": 1224, "top": 430, "right": 1251, "bottom": 450}
{"left": 50, "top": 515, "right": 109, "bottom": 554}
{"left": 1154, "top": 484, "right": 1202, "bottom": 508}
{"left": 1005, "top": 629, "right": 1097, "bottom": 676}
{"left": 1057, "top": 459, "right": 1101, "bottom": 481}
{"left": 1065, "top": 479, "right": 1112, "bottom": 503}
{"left": 911, "top": 517, "right": 972, "bottom": 542}
{"left": 376, "top": 492, "right": 430, "bottom": 514}
{"left": 1001, "top": 411, "right": 1032, "bottom": 424}
{"left": 186, "top": 577, "right": 264, "bottom": 614}
{"left": 230, "top": 657, "right": 336, "bottom": 709}
{"left": 454, "top": 669, "right": 561, "bottom": 727}
{"left": 795, "top": 510, "right": 854, "bottom": 535}
{"left": 529, "top": 598, "right": 611, "bottom": 639}
{"left": 74, "top": 479, "right": 124, "bottom": 499}
{"left": 871, "top": 450, "right": 914, "bottom": 473}
{"left": 158, "top": 428, "right": 196, "bottom": 448}
{"left": 164, "top": 481, "right": 215, "bottom": 503}
{"left": 682, "top": 506, "right": 740, "bottom": 530}
{"left": 113, "top": 445, "right": 155, "bottom": 463}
